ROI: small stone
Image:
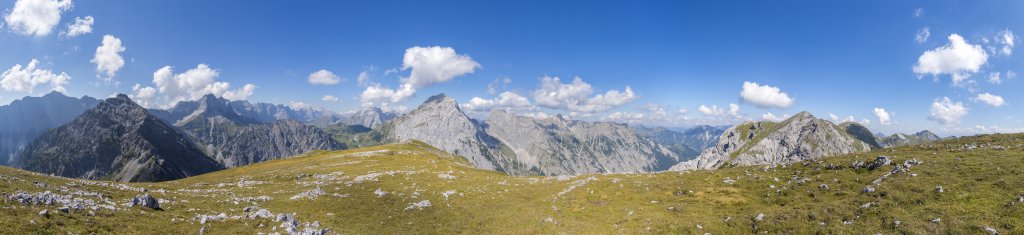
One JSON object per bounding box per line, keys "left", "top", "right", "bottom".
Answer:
{"left": 893, "top": 220, "right": 901, "bottom": 228}
{"left": 862, "top": 187, "right": 876, "bottom": 193}
{"left": 984, "top": 226, "right": 999, "bottom": 235}
{"left": 199, "top": 226, "right": 207, "bottom": 235}
{"left": 38, "top": 209, "right": 49, "bottom": 217}
{"left": 868, "top": 156, "right": 892, "bottom": 171}
{"left": 819, "top": 184, "right": 829, "bottom": 190}
{"left": 931, "top": 218, "right": 941, "bottom": 223}
{"left": 935, "top": 186, "right": 944, "bottom": 193}
{"left": 754, "top": 213, "right": 765, "bottom": 221}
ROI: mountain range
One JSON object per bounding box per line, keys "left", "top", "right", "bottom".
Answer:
{"left": 0, "top": 92, "right": 946, "bottom": 181}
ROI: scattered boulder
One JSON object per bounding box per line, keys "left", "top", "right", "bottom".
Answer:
{"left": 862, "top": 187, "right": 876, "bottom": 193}
{"left": 38, "top": 209, "right": 49, "bottom": 218}
{"left": 128, "top": 194, "right": 161, "bottom": 210}
{"left": 850, "top": 161, "right": 865, "bottom": 170}
{"left": 935, "top": 186, "right": 945, "bottom": 193}
{"left": 405, "top": 200, "right": 432, "bottom": 210}
{"left": 983, "top": 226, "right": 999, "bottom": 235}
{"left": 868, "top": 156, "right": 892, "bottom": 171}
{"left": 819, "top": 184, "right": 829, "bottom": 190}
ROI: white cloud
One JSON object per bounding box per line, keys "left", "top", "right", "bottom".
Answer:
{"left": 0, "top": 59, "right": 70, "bottom": 94}
{"left": 999, "top": 29, "right": 1015, "bottom": 56}
{"left": 761, "top": 112, "right": 789, "bottom": 122}
{"left": 915, "top": 27, "right": 930, "bottom": 43}
{"left": 913, "top": 8, "right": 924, "bottom": 17}
{"left": 130, "top": 84, "right": 157, "bottom": 108}
{"left": 913, "top": 34, "right": 988, "bottom": 86}
{"left": 739, "top": 81, "right": 794, "bottom": 108}
{"left": 988, "top": 72, "right": 1002, "bottom": 84}
{"left": 728, "top": 103, "right": 741, "bottom": 118}
{"left": 360, "top": 46, "right": 479, "bottom": 104}
{"left": 873, "top": 108, "right": 892, "bottom": 125}
{"left": 356, "top": 70, "right": 371, "bottom": 86}
{"left": 401, "top": 46, "right": 480, "bottom": 88}
{"left": 604, "top": 111, "right": 646, "bottom": 123}
{"left": 60, "top": 15, "right": 92, "bottom": 38}
{"left": 360, "top": 83, "right": 414, "bottom": 103}
{"left": 698, "top": 105, "right": 725, "bottom": 116}
{"left": 3, "top": 0, "right": 72, "bottom": 36}
{"left": 531, "top": 76, "right": 636, "bottom": 113}
{"left": 829, "top": 113, "right": 840, "bottom": 122}
{"left": 131, "top": 64, "right": 256, "bottom": 108}
{"left": 307, "top": 69, "right": 343, "bottom": 85}
{"left": 928, "top": 97, "right": 967, "bottom": 125}
{"left": 91, "top": 35, "right": 126, "bottom": 82}
{"left": 322, "top": 95, "right": 340, "bottom": 102}
{"left": 974, "top": 92, "right": 1005, "bottom": 107}
{"left": 487, "top": 77, "right": 511, "bottom": 95}
{"left": 462, "top": 91, "right": 532, "bottom": 111}
{"left": 288, "top": 101, "right": 311, "bottom": 110}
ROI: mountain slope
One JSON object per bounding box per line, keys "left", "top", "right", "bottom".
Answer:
{"left": 681, "top": 125, "right": 726, "bottom": 150}
{"left": 486, "top": 110, "right": 680, "bottom": 175}
{"left": 674, "top": 112, "right": 873, "bottom": 170}
{"left": 168, "top": 95, "right": 344, "bottom": 168}
{"left": 1, "top": 133, "right": 1021, "bottom": 234}
{"left": 0, "top": 92, "right": 100, "bottom": 165}
{"left": 384, "top": 94, "right": 521, "bottom": 172}
{"left": 342, "top": 107, "right": 397, "bottom": 128}
{"left": 14, "top": 95, "right": 222, "bottom": 182}
{"left": 881, "top": 130, "right": 942, "bottom": 147}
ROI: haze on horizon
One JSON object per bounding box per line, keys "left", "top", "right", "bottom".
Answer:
{"left": 1, "top": 0, "right": 1022, "bottom": 136}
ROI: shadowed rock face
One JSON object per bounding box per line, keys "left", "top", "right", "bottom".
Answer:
{"left": 165, "top": 95, "right": 345, "bottom": 168}
{"left": 673, "top": 112, "right": 873, "bottom": 170}
{"left": 16, "top": 95, "right": 223, "bottom": 182}
{"left": 0, "top": 91, "right": 100, "bottom": 165}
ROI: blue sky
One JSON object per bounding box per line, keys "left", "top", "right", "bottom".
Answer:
{"left": 1, "top": 0, "right": 1022, "bottom": 136}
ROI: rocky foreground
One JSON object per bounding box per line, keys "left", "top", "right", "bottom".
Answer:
{"left": 0, "top": 135, "right": 1022, "bottom": 234}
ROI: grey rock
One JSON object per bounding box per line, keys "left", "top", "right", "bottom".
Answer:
{"left": 868, "top": 156, "right": 892, "bottom": 171}
{"left": 862, "top": 187, "right": 876, "bottom": 193}
{"left": 129, "top": 193, "right": 160, "bottom": 210}
{"left": 935, "top": 186, "right": 944, "bottom": 193}
{"left": 38, "top": 209, "right": 48, "bottom": 217}
{"left": 342, "top": 107, "right": 396, "bottom": 129}
{"left": 673, "top": 112, "right": 873, "bottom": 170}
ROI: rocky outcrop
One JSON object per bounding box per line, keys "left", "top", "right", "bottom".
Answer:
{"left": 681, "top": 125, "right": 726, "bottom": 151}
{"left": 0, "top": 92, "right": 100, "bottom": 165}
{"left": 385, "top": 94, "right": 517, "bottom": 172}
{"left": 16, "top": 95, "right": 223, "bottom": 182}
{"left": 672, "top": 112, "right": 873, "bottom": 170}
{"left": 227, "top": 100, "right": 343, "bottom": 127}
{"left": 342, "top": 107, "right": 397, "bottom": 128}
{"left": 485, "top": 110, "right": 681, "bottom": 175}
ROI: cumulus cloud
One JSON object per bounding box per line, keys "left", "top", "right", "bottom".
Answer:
{"left": 3, "top": 0, "right": 72, "bottom": 36}
{"left": 131, "top": 64, "right": 257, "bottom": 108}
{"left": 988, "top": 72, "right": 1002, "bottom": 84}
{"left": 739, "top": 81, "right": 794, "bottom": 108}
{"left": 913, "top": 8, "right": 924, "bottom": 18}
{"left": 356, "top": 70, "right": 372, "bottom": 86}
{"left": 401, "top": 46, "right": 480, "bottom": 88}
{"left": 974, "top": 92, "right": 1005, "bottom": 107}
{"left": 998, "top": 29, "right": 1015, "bottom": 56}
{"left": 928, "top": 97, "right": 967, "bottom": 125}
{"left": 322, "top": 95, "right": 340, "bottom": 102}
{"left": 0, "top": 59, "right": 70, "bottom": 94}
{"left": 360, "top": 46, "right": 479, "bottom": 104}
{"left": 307, "top": 69, "right": 343, "bottom": 85}
{"left": 603, "top": 103, "right": 689, "bottom": 125}
{"left": 288, "top": 101, "right": 311, "bottom": 110}
{"left": 828, "top": 113, "right": 861, "bottom": 124}
{"left": 873, "top": 108, "right": 893, "bottom": 125}
{"left": 761, "top": 112, "right": 789, "bottom": 122}
{"left": 913, "top": 34, "right": 988, "bottom": 86}
{"left": 60, "top": 15, "right": 92, "bottom": 38}
{"left": 462, "top": 91, "right": 532, "bottom": 111}
{"left": 698, "top": 105, "right": 723, "bottom": 116}
{"left": 531, "top": 76, "right": 636, "bottom": 113}
{"left": 91, "top": 35, "right": 126, "bottom": 83}
{"left": 915, "top": 27, "right": 930, "bottom": 43}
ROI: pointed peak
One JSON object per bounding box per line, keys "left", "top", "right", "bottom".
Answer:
{"left": 44, "top": 90, "right": 66, "bottom": 98}
{"left": 423, "top": 93, "right": 451, "bottom": 104}
{"left": 114, "top": 93, "right": 131, "bottom": 100}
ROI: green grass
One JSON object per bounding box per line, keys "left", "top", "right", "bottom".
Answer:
{"left": 1, "top": 135, "right": 1023, "bottom": 234}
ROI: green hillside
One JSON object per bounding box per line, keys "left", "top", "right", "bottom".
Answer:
{"left": 1, "top": 135, "right": 1022, "bottom": 234}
